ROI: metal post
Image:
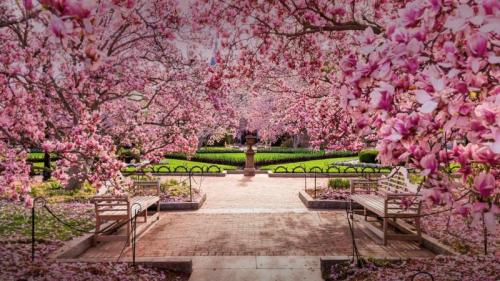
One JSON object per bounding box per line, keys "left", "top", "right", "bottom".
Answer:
{"left": 31, "top": 197, "right": 45, "bottom": 262}
{"left": 304, "top": 167, "right": 307, "bottom": 192}
{"left": 314, "top": 171, "right": 317, "bottom": 198}
{"left": 31, "top": 205, "right": 35, "bottom": 262}
{"left": 188, "top": 172, "right": 193, "bottom": 202}
{"left": 132, "top": 209, "right": 138, "bottom": 267}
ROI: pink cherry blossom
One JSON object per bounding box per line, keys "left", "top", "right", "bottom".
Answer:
{"left": 420, "top": 154, "right": 438, "bottom": 176}
{"left": 23, "top": 0, "right": 33, "bottom": 10}
{"left": 473, "top": 172, "right": 496, "bottom": 197}
{"left": 49, "top": 15, "right": 65, "bottom": 38}
{"left": 468, "top": 33, "right": 488, "bottom": 57}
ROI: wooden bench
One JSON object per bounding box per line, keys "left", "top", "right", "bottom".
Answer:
{"left": 350, "top": 167, "right": 422, "bottom": 245}
{"left": 93, "top": 180, "right": 161, "bottom": 246}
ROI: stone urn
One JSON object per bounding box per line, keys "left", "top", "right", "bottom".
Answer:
{"left": 244, "top": 135, "right": 257, "bottom": 176}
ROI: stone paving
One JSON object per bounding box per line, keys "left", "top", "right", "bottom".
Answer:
{"left": 81, "top": 175, "right": 432, "bottom": 258}
{"left": 78, "top": 174, "right": 434, "bottom": 280}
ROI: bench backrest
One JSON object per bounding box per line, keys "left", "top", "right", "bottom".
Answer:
{"left": 93, "top": 195, "right": 130, "bottom": 217}
{"left": 378, "top": 167, "right": 419, "bottom": 194}
{"left": 130, "top": 180, "right": 161, "bottom": 196}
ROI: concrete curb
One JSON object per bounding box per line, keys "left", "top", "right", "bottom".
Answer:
{"left": 320, "top": 256, "right": 406, "bottom": 280}
{"left": 55, "top": 257, "right": 193, "bottom": 273}
{"left": 298, "top": 190, "right": 362, "bottom": 209}
{"left": 159, "top": 193, "right": 207, "bottom": 211}
{"left": 49, "top": 229, "right": 97, "bottom": 260}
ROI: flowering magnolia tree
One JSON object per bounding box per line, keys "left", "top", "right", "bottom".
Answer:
{"left": 0, "top": 0, "right": 233, "bottom": 205}
{"left": 192, "top": 0, "right": 499, "bottom": 235}
{"left": 238, "top": 72, "right": 365, "bottom": 150}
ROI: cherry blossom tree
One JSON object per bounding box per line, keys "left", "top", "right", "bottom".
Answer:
{"left": 191, "top": 0, "right": 499, "bottom": 237}
{"left": 0, "top": 0, "right": 233, "bottom": 205}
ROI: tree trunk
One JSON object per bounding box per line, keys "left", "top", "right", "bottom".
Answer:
{"left": 66, "top": 165, "right": 84, "bottom": 190}
{"left": 293, "top": 135, "right": 300, "bottom": 148}
{"left": 42, "top": 151, "right": 51, "bottom": 181}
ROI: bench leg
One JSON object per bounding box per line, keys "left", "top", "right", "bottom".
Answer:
{"left": 126, "top": 218, "right": 131, "bottom": 246}
{"left": 157, "top": 201, "right": 160, "bottom": 220}
{"left": 364, "top": 208, "right": 367, "bottom": 221}
{"left": 93, "top": 217, "right": 100, "bottom": 246}
{"left": 383, "top": 218, "right": 388, "bottom": 246}
{"left": 415, "top": 217, "right": 422, "bottom": 245}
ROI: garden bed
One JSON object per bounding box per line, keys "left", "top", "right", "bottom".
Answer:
{"left": 321, "top": 255, "right": 499, "bottom": 281}
{"left": 0, "top": 240, "right": 191, "bottom": 281}
{"left": 158, "top": 179, "right": 207, "bottom": 210}
{"left": 160, "top": 193, "right": 206, "bottom": 211}
{"left": 419, "top": 207, "right": 499, "bottom": 256}
{"left": 299, "top": 190, "right": 361, "bottom": 209}
{"left": 298, "top": 179, "right": 363, "bottom": 209}
{"left": 0, "top": 199, "right": 191, "bottom": 280}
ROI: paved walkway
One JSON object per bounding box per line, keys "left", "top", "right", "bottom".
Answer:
{"left": 193, "top": 174, "right": 319, "bottom": 210}
{"left": 79, "top": 175, "right": 433, "bottom": 280}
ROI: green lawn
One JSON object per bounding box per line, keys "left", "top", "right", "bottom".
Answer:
{"left": 0, "top": 201, "right": 95, "bottom": 241}
{"left": 260, "top": 157, "right": 388, "bottom": 173}
{"left": 122, "top": 158, "right": 237, "bottom": 173}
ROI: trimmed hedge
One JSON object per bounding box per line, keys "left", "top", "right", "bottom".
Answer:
{"left": 166, "top": 150, "right": 357, "bottom": 167}
{"left": 328, "top": 178, "right": 350, "bottom": 189}
{"left": 358, "top": 149, "right": 379, "bottom": 163}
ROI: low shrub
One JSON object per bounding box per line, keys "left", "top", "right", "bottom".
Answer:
{"left": 160, "top": 179, "right": 191, "bottom": 197}
{"left": 30, "top": 181, "right": 96, "bottom": 203}
{"left": 196, "top": 147, "right": 241, "bottom": 153}
{"left": 358, "top": 149, "right": 378, "bottom": 163}
{"left": 328, "top": 178, "right": 350, "bottom": 189}
{"left": 159, "top": 179, "right": 199, "bottom": 202}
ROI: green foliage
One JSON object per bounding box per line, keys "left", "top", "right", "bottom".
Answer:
{"left": 160, "top": 179, "right": 191, "bottom": 197}
{"left": 0, "top": 202, "right": 95, "bottom": 241}
{"left": 30, "top": 181, "right": 96, "bottom": 203}
{"left": 122, "top": 158, "right": 236, "bottom": 173}
{"left": 261, "top": 157, "right": 391, "bottom": 173}
{"left": 27, "top": 152, "right": 58, "bottom": 162}
{"left": 167, "top": 150, "right": 357, "bottom": 167}
{"left": 358, "top": 149, "right": 379, "bottom": 163}
{"left": 328, "top": 178, "right": 350, "bottom": 189}
{"left": 409, "top": 173, "right": 424, "bottom": 184}
{"left": 196, "top": 147, "right": 241, "bottom": 153}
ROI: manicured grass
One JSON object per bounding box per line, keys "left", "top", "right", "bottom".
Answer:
{"left": 122, "top": 158, "right": 237, "bottom": 173}
{"left": 260, "top": 157, "right": 388, "bottom": 173}
{"left": 196, "top": 152, "right": 325, "bottom": 164}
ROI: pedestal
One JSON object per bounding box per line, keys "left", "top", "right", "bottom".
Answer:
{"left": 244, "top": 150, "right": 256, "bottom": 176}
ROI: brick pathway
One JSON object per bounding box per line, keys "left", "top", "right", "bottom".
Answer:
{"left": 80, "top": 175, "right": 433, "bottom": 259}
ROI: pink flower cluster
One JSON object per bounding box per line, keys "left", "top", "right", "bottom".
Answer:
{"left": 191, "top": 0, "right": 499, "bottom": 231}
